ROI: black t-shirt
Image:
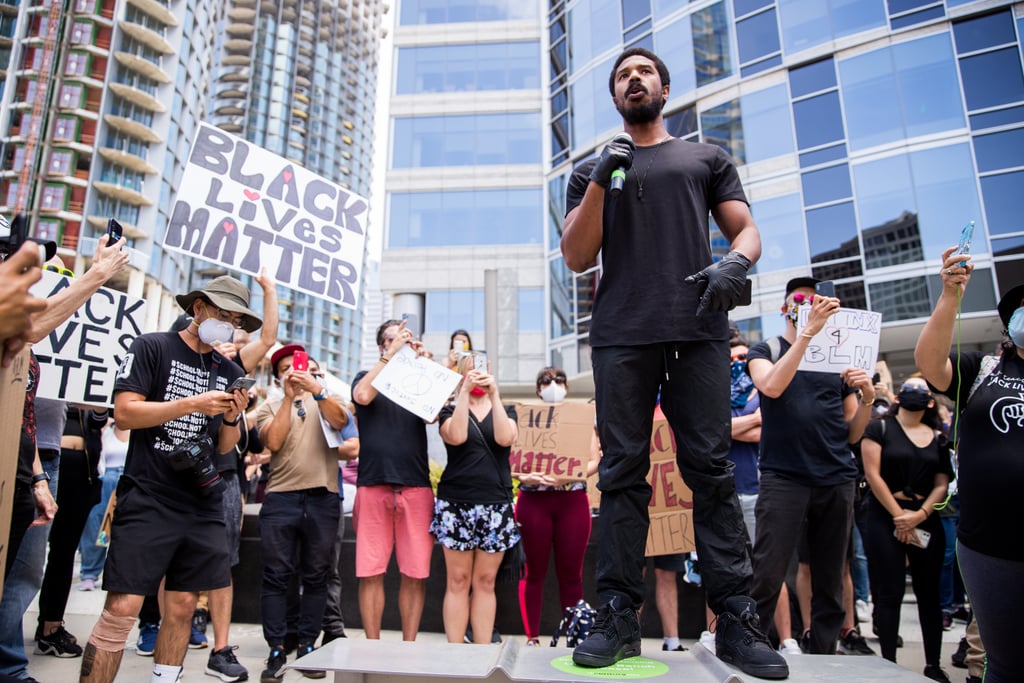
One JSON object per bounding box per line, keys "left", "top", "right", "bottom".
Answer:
{"left": 436, "top": 404, "right": 517, "bottom": 505}
{"left": 16, "top": 353, "right": 40, "bottom": 484}
{"left": 930, "top": 351, "right": 1024, "bottom": 560}
{"left": 861, "top": 417, "right": 954, "bottom": 498}
{"left": 350, "top": 370, "right": 430, "bottom": 487}
{"left": 565, "top": 139, "right": 747, "bottom": 347}
{"left": 114, "top": 331, "right": 242, "bottom": 513}
{"left": 747, "top": 336, "right": 859, "bottom": 486}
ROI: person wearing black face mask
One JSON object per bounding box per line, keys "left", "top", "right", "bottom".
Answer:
{"left": 859, "top": 378, "right": 954, "bottom": 681}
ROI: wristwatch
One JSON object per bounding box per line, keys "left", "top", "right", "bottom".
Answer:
{"left": 31, "top": 472, "right": 50, "bottom": 486}
{"left": 313, "top": 383, "right": 327, "bottom": 401}
{"left": 222, "top": 414, "right": 241, "bottom": 427}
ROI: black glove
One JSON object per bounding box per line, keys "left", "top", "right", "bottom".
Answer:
{"left": 588, "top": 136, "right": 635, "bottom": 188}
{"left": 685, "top": 251, "right": 752, "bottom": 316}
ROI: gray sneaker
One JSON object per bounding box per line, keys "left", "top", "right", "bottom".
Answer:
{"left": 206, "top": 645, "right": 249, "bottom": 682}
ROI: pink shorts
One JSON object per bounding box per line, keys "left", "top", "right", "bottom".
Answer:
{"left": 353, "top": 485, "right": 435, "bottom": 579}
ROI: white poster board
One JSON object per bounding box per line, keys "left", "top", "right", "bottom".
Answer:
{"left": 30, "top": 270, "right": 146, "bottom": 407}
{"left": 796, "top": 306, "right": 882, "bottom": 374}
{"left": 163, "top": 123, "right": 367, "bottom": 309}
{"left": 371, "top": 346, "right": 462, "bottom": 421}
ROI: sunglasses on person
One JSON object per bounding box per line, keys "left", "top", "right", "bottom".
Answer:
{"left": 731, "top": 353, "right": 747, "bottom": 362}
{"left": 539, "top": 375, "right": 567, "bottom": 385}
{"left": 293, "top": 399, "right": 306, "bottom": 420}
{"left": 44, "top": 264, "right": 74, "bottom": 277}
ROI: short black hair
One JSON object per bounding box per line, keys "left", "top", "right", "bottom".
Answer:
{"left": 608, "top": 47, "right": 671, "bottom": 97}
{"left": 376, "top": 319, "right": 403, "bottom": 347}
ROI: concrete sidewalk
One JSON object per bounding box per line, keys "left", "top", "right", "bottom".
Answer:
{"left": 21, "top": 578, "right": 966, "bottom": 682}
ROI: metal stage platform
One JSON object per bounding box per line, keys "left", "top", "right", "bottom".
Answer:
{"left": 289, "top": 638, "right": 931, "bottom": 683}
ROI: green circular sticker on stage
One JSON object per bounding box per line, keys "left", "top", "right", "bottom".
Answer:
{"left": 550, "top": 655, "right": 670, "bottom": 679}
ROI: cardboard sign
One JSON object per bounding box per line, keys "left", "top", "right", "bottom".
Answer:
{"left": 371, "top": 346, "right": 462, "bottom": 421}
{"left": 797, "top": 306, "right": 882, "bottom": 374}
{"left": 30, "top": 270, "right": 146, "bottom": 407}
{"left": 509, "top": 401, "right": 595, "bottom": 482}
{"left": 585, "top": 407, "right": 696, "bottom": 556}
{"left": 0, "top": 348, "right": 31, "bottom": 599}
{"left": 164, "top": 124, "right": 367, "bottom": 309}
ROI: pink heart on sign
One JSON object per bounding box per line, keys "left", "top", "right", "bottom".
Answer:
{"left": 244, "top": 189, "right": 260, "bottom": 201}
{"left": 223, "top": 221, "right": 235, "bottom": 234}
{"left": 283, "top": 170, "right": 292, "bottom": 183}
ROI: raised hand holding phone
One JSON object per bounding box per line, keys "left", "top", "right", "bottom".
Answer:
{"left": 106, "top": 218, "right": 123, "bottom": 246}
{"left": 955, "top": 221, "right": 974, "bottom": 267}
{"left": 291, "top": 349, "right": 309, "bottom": 373}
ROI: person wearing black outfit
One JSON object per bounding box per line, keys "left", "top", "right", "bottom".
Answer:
{"left": 860, "top": 378, "right": 953, "bottom": 681}
{"left": 561, "top": 47, "right": 787, "bottom": 679}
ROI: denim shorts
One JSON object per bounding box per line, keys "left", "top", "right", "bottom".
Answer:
{"left": 429, "top": 498, "right": 519, "bottom": 553}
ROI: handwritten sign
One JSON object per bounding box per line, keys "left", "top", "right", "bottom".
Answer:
{"left": 510, "top": 401, "right": 595, "bottom": 482}
{"left": 164, "top": 124, "right": 367, "bottom": 308}
{"left": 0, "top": 348, "right": 30, "bottom": 598}
{"left": 30, "top": 270, "right": 146, "bottom": 407}
{"left": 371, "top": 346, "right": 461, "bottom": 421}
{"left": 797, "top": 306, "right": 882, "bottom": 374}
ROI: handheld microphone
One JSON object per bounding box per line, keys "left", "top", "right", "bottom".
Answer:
{"left": 608, "top": 132, "right": 634, "bottom": 198}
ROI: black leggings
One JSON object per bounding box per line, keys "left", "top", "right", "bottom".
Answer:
{"left": 862, "top": 496, "right": 944, "bottom": 664}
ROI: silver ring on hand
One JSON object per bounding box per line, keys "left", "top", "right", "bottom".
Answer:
{"left": 945, "top": 268, "right": 952, "bottom": 276}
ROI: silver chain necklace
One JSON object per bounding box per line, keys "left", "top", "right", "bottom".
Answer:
{"left": 635, "top": 135, "right": 673, "bottom": 201}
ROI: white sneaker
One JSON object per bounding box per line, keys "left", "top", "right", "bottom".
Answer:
{"left": 779, "top": 638, "right": 802, "bottom": 655}
{"left": 855, "top": 599, "right": 870, "bottom": 623}
{"left": 698, "top": 630, "right": 716, "bottom": 653}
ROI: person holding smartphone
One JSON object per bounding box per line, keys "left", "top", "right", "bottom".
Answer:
{"left": 860, "top": 378, "right": 953, "bottom": 681}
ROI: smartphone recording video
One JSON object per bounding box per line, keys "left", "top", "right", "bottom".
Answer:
{"left": 291, "top": 350, "right": 309, "bottom": 373}
{"left": 106, "top": 218, "right": 124, "bottom": 245}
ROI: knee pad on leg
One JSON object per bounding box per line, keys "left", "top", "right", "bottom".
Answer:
{"left": 88, "top": 609, "right": 137, "bottom": 652}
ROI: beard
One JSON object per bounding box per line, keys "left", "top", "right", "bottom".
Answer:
{"left": 616, "top": 90, "right": 664, "bottom": 125}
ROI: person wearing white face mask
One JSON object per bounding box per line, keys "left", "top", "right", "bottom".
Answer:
{"left": 514, "top": 367, "right": 601, "bottom": 646}
{"left": 78, "top": 275, "right": 261, "bottom": 683}
{"left": 916, "top": 250, "right": 1024, "bottom": 683}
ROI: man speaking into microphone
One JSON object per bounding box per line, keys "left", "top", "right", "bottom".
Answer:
{"left": 561, "top": 48, "right": 787, "bottom": 680}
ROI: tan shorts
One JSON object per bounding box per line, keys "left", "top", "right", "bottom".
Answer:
{"left": 353, "top": 484, "right": 435, "bottom": 579}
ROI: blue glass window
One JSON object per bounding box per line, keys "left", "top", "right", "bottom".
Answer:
{"left": 741, "top": 84, "right": 794, "bottom": 163}
{"left": 778, "top": 0, "right": 886, "bottom": 55}
{"left": 959, "top": 48, "right": 1024, "bottom": 111}
{"left": 973, "top": 129, "right": 1024, "bottom": 173}
{"left": 400, "top": 0, "right": 538, "bottom": 25}
{"left": 425, "top": 289, "right": 484, "bottom": 335}
{"left": 751, "top": 193, "right": 807, "bottom": 272}
{"left": 969, "top": 105, "right": 1024, "bottom": 131}
{"left": 736, "top": 8, "right": 781, "bottom": 66}
{"left": 389, "top": 189, "right": 543, "bottom": 248}
{"left": 952, "top": 10, "right": 1016, "bottom": 54}
{"left": 792, "top": 91, "right": 844, "bottom": 150}
{"left": 654, "top": 15, "right": 697, "bottom": 105}
{"left": 806, "top": 201, "right": 859, "bottom": 262}
{"left": 518, "top": 288, "right": 544, "bottom": 332}
{"left": 693, "top": 2, "right": 733, "bottom": 87}
{"left": 701, "top": 99, "right": 744, "bottom": 161}
{"left": 622, "top": 0, "right": 651, "bottom": 29}
{"left": 392, "top": 113, "right": 541, "bottom": 168}
{"left": 396, "top": 42, "right": 540, "bottom": 94}
{"left": 992, "top": 235, "right": 1024, "bottom": 258}
{"left": 887, "top": 0, "right": 936, "bottom": 13}
{"left": 982, "top": 171, "right": 1024, "bottom": 236}
{"left": 569, "top": 0, "right": 621, "bottom": 73}
{"left": 890, "top": 6, "right": 944, "bottom": 30}
{"left": 734, "top": 0, "right": 773, "bottom": 17}
{"left": 789, "top": 58, "right": 836, "bottom": 98}
{"left": 802, "top": 164, "right": 851, "bottom": 206}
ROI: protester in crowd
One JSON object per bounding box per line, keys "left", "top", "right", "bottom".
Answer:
{"left": 0, "top": 239, "right": 46, "bottom": 367}
{"left": 860, "top": 377, "right": 953, "bottom": 681}
{"left": 33, "top": 405, "right": 106, "bottom": 657}
{"left": 559, "top": 46, "right": 785, "bottom": 679}
{"left": 77, "top": 275, "right": 258, "bottom": 683}
{"left": 254, "top": 345, "right": 349, "bottom": 681}
{"left": 431, "top": 354, "right": 518, "bottom": 643}
{"left": 443, "top": 329, "right": 473, "bottom": 371}
{"left": 915, "top": 249, "right": 1023, "bottom": 683}
{"left": 350, "top": 320, "right": 434, "bottom": 642}
{"left": 746, "top": 277, "right": 875, "bottom": 656}
{"left": 79, "top": 419, "right": 130, "bottom": 591}
{"left": 516, "top": 367, "right": 599, "bottom": 647}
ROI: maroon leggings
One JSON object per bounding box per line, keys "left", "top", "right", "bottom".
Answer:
{"left": 515, "top": 489, "right": 592, "bottom": 639}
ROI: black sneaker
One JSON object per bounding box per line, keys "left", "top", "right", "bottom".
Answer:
{"left": 283, "top": 632, "right": 299, "bottom": 655}
{"left": 661, "top": 643, "right": 687, "bottom": 651}
{"left": 837, "top": 628, "right": 876, "bottom": 655}
{"left": 714, "top": 596, "right": 789, "bottom": 680}
{"left": 924, "top": 664, "right": 951, "bottom": 682}
{"left": 296, "top": 643, "right": 326, "bottom": 679}
{"left": 206, "top": 645, "right": 249, "bottom": 682}
{"left": 34, "top": 625, "right": 83, "bottom": 658}
{"left": 260, "top": 647, "right": 287, "bottom": 683}
{"left": 571, "top": 596, "right": 641, "bottom": 668}
{"left": 951, "top": 636, "right": 968, "bottom": 668}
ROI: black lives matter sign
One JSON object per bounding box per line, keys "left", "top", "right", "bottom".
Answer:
{"left": 30, "top": 270, "right": 146, "bottom": 406}
{"left": 164, "top": 124, "right": 368, "bottom": 308}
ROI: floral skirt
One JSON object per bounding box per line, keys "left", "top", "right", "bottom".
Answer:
{"left": 429, "top": 498, "right": 520, "bottom": 552}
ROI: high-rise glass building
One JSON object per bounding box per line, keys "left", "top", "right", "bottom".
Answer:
{"left": 207, "top": 0, "right": 387, "bottom": 379}
{"left": 382, "top": 0, "right": 1023, "bottom": 383}
{"left": 0, "top": 0, "right": 228, "bottom": 331}
{"left": 547, "top": 0, "right": 1024, "bottom": 378}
